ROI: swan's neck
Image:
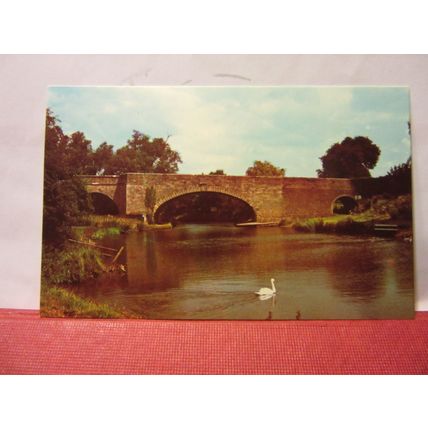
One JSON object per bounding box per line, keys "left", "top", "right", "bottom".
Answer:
{"left": 271, "top": 279, "right": 276, "bottom": 293}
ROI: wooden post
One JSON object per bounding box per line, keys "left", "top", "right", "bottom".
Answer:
{"left": 111, "top": 246, "right": 124, "bottom": 264}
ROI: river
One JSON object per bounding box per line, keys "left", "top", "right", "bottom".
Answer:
{"left": 73, "top": 224, "right": 414, "bottom": 319}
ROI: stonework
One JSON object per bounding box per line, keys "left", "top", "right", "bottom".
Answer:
{"left": 81, "top": 173, "right": 360, "bottom": 222}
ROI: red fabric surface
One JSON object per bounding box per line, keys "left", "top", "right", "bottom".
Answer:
{"left": 1, "top": 310, "right": 427, "bottom": 374}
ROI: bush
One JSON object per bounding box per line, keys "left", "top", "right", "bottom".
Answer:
{"left": 43, "top": 176, "right": 93, "bottom": 245}
{"left": 42, "top": 245, "right": 105, "bottom": 285}
{"left": 387, "top": 195, "right": 412, "bottom": 221}
{"left": 91, "top": 227, "right": 121, "bottom": 240}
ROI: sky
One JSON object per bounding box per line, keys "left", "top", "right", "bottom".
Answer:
{"left": 48, "top": 86, "right": 411, "bottom": 177}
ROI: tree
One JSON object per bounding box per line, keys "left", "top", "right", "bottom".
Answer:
{"left": 44, "top": 109, "right": 69, "bottom": 181}
{"left": 92, "top": 142, "right": 114, "bottom": 175}
{"left": 208, "top": 169, "right": 226, "bottom": 175}
{"left": 317, "top": 136, "right": 381, "bottom": 178}
{"left": 245, "top": 160, "right": 285, "bottom": 177}
{"left": 65, "top": 131, "right": 95, "bottom": 175}
{"left": 385, "top": 157, "right": 412, "bottom": 195}
{"left": 107, "top": 131, "right": 182, "bottom": 174}
{"left": 43, "top": 110, "right": 93, "bottom": 245}
{"left": 44, "top": 110, "right": 95, "bottom": 177}
{"left": 43, "top": 176, "right": 93, "bottom": 245}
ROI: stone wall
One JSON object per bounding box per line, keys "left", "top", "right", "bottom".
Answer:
{"left": 80, "top": 175, "right": 127, "bottom": 214}
{"left": 81, "top": 173, "right": 360, "bottom": 222}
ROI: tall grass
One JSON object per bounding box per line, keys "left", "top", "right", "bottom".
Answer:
{"left": 42, "top": 245, "right": 105, "bottom": 285}
{"left": 80, "top": 214, "right": 172, "bottom": 232}
{"left": 81, "top": 214, "right": 142, "bottom": 231}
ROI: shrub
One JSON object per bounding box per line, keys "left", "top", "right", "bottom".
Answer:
{"left": 42, "top": 245, "right": 105, "bottom": 285}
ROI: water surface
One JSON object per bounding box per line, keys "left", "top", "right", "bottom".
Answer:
{"left": 74, "top": 224, "right": 414, "bottom": 319}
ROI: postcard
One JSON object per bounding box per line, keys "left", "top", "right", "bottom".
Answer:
{"left": 41, "top": 86, "right": 414, "bottom": 319}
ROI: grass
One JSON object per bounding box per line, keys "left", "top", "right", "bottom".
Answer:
{"left": 291, "top": 206, "right": 411, "bottom": 236}
{"left": 80, "top": 214, "right": 172, "bottom": 233}
{"left": 40, "top": 284, "right": 137, "bottom": 318}
{"left": 291, "top": 213, "right": 385, "bottom": 235}
{"left": 291, "top": 194, "right": 413, "bottom": 236}
{"left": 40, "top": 244, "right": 141, "bottom": 318}
{"left": 91, "top": 226, "right": 122, "bottom": 240}
{"left": 42, "top": 214, "right": 171, "bottom": 319}
{"left": 42, "top": 245, "right": 106, "bottom": 285}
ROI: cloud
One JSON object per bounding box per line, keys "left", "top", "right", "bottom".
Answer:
{"left": 48, "top": 86, "right": 411, "bottom": 177}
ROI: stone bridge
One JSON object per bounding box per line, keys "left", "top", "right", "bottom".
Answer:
{"left": 80, "top": 173, "right": 362, "bottom": 223}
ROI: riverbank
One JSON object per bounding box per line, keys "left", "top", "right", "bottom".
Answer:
{"left": 40, "top": 284, "right": 136, "bottom": 318}
{"left": 40, "top": 214, "right": 172, "bottom": 318}
{"left": 41, "top": 244, "right": 141, "bottom": 318}
{"left": 291, "top": 195, "right": 412, "bottom": 239}
{"left": 81, "top": 214, "right": 172, "bottom": 232}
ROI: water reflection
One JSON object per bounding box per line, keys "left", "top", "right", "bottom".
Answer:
{"left": 75, "top": 224, "right": 414, "bottom": 319}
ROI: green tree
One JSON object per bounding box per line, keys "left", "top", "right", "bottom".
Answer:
{"left": 92, "top": 142, "right": 115, "bottom": 175}
{"left": 44, "top": 110, "right": 95, "bottom": 177}
{"left": 107, "top": 131, "right": 182, "bottom": 174}
{"left": 43, "top": 110, "right": 93, "bottom": 245}
{"left": 65, "top": 131, "right": 95, "bottom": 175}
{"left": 43, "top": 176, "right": 93, "bottom": 246}
{"left": 317, "top": 136, "right": 381, "bottom": 178}
{"left": 246, "top": 160, "right": 285, "bottom": 177}
{"left": 44, "top": 109, "right": 69, "bottom": 180}
{"left": 209, "top": 169, "right": 226, "bottom": 175}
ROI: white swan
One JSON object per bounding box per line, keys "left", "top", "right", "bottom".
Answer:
{"left": 255, "top": 278, "right": 276, "bottom": 297}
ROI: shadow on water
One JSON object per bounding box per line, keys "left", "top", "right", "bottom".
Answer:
{"left": 74, "top": 224, "right": 414, "bottom": 319}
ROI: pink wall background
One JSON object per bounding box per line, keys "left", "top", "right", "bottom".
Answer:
{"left": 0, "top": 54, "right": 426, "bottom": 310}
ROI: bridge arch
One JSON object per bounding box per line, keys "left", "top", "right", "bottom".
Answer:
{"left": 153, "top": 189, "right": 257, "bottom": 224}
{"left": 331, "top": 194, "right": 357, "bottom": 215}
{"left": 90, "top": 191, "right": 119, "bottom": 215}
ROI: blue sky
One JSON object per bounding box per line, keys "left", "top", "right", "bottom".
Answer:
{"left": 48, "top": 86, "right": 411, "bottom": 177}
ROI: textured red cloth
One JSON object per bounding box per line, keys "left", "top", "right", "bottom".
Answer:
{"left": 1, "top": 310, "right": 427, "bottom": 374}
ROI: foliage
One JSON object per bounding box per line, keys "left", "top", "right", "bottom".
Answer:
{"left": 92, "top": 142, "right": 114, "bottom": 175}
{"left": 105, "top": 131, "right": 182, "bottom": 174}
{"left": 43, "top": 111, "right": 94, "bottom": 245}
{"left": 385, "top": 157, "right": 412, "bottom": 195}
{"left": 292, "top": 216, "right": 371, "bottom": 235}
{"left": 317, "top": 136, "right": 381, "bottom": 178}
{"left": 43, "top": 175, "right": 93, "bottom": 245}
{"left": 91, "top": 227, "right": 122, "bottom": 240}
{"left": 245, "top": 160, "right": 285, "bottom": 177}
{"left": 81, "top": 214, "right": 143, "bottom": 230}
{"left": 43, "top": 110, "right": 182, "bottom": 244}
{"left": 370, "top": 194, "right": 412, "bottom": 221}
{"left": 45, "top": 111, "right": 182, "bottom": 177}
{"left": 40, "top": 285, "right": 129, "bottom": 318}
{"left": 41, "top": 245, "right": 105, "bottom": 285}
{"left": 209, "top": 169, "right": 226, "bottom": 175}
{"left": 44, "top": 110, "right": 96, "bottom": 178}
